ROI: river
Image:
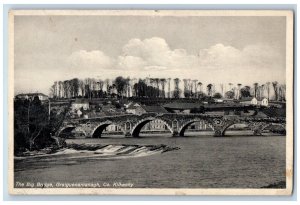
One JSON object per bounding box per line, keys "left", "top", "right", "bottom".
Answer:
{"left": 14, "top": 131, "right": 286, "bottom": 188}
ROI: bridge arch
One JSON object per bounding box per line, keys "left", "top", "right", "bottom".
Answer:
{"left": 57, "top": 126, "right": 76, "bottom": 138}
{"left": 178, "top": 119, "right": 213, "bottom": 137}
{"left": 221, "top": 122, "right": 253, "bottom": 136}
{"left": 91, "top": 121, "right": 125, "bottom": 138}
{"left": 260, "top": 123, "right": 286, "bottom": 135}
{"left": 131, "top": 117, "right": 173, "bottom": 137}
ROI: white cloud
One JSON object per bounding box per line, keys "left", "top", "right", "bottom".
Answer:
{"left": 67, "top": 50, "right": 114, "bottom": 71}
{"left": 119, "top": 37, "right": 198, "bottom": 71}
{"left": 198, "top": 43, "right": 282, "bottom": 69}
{"left": 117, "top": 55, "right": 146, "bottom": 70}
{"left": 64, "top": 38, "right": 285, "bottom": 86}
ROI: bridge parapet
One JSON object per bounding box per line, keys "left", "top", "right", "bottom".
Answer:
{"left": 57, "top": 113, "right": 286, "bottom": 138}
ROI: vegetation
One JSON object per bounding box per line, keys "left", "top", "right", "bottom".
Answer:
{"left": 14, "top": 97, "right": 70, "bottom": 154}
{"left": 49, "top": 77, "right": 286, "bottom": 101}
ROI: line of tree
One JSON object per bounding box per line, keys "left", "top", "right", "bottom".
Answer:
{"left": 50, "top": 77, "right": 286, "bottom": 101}
{"left": 14, "top": 96, "right": 70, "bottom": 153}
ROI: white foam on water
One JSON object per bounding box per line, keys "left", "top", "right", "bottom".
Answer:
{"left": 115, "top": 146, "right": 136, "bottom": 153}
{"left": 15, "top": 144, "right": 176, "bottom": 161}
{"left": 98, "top": 145, "right": 124, "bottom": 153}
{"left": 52, "top": 148, "right": 82, "bottom": 155}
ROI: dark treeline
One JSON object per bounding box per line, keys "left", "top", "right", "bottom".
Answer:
{"left": 14, "top": 96, "right": 70, "bottom": 153}
{"left": 50, "top": 76, "right": 286, "bottom": 101}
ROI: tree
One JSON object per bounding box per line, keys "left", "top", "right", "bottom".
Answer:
{"left": 58, "top": 81, "right": 63, "bottom": 98}
{"left": 280, "top": 84, "right": 286, "bottom": 101}
{"left": 160, "top": 78, "right": 167, "bottom": 98}
{"left": 237, "top": 83, "right": 242, "bottom": 99}
{"left": 125, "top": 77, "right": 131, "bottom": 97}
{"left": 104, "top": 79, "right": 110, "bottom": 94}
{"left": 98, "top": 80, "right": 104, "bottom": 92}
{"left": 62, "top": 80, "right": 69, "bottom": 98}
{"left": 14, "top": 97, "right": 50, "bottom": 151}
{"left": 253, "top": 83, "right": 258, "bottom": 98}
{"left": 207, "top": 84, "right": 213, "bottom": 96}
{"left": 149, "top": 78, "right": 155, "bottom": 97}
{"left": 173, "top": 78, "right": 181, "bottom": 98}
{"left": 240, "top": 86, "right": 251, "bottom": 98}
{"left": 220, "top": 83, "right": 224, "bottom": 98}
{"left": 114, "top": 76, "right": 127, "bottom": 97}
{"left": 167, "top": 78, "right": 171, "bottom": 98}
{"left": 272, "top": 81, "right": 279, "bottom": 101}
{"left": 84, "top": 78, "right": 94, "bottom": 99}
{"left": 225, "top": 90, "right": 235, "bottom": 99}
{"left": 266, "top": 82, "right": 271, "bottom": 100}
{"left": 213, "top": 92, "right": 222, "bottom": 99}
{"left": 79, "top": 80, "right": 85, "bottom": 97}
{"left": 192, "top": 79, "right": 198, "bottom": 97}
{"left": 197, "top": 82, "right": 203, "bottom": 98}
{"left": 131, "top": 78, "right": 137, "bottom": 97}
{"left": 71, "top": 78, "right": 80, "bottom": 97}
{"left": 183, "top": 79, "right": 190, "bottom": 98}
{"left": 154, "top": 78, "right": 160, "bottom": 98}
{"left": 260, "top": 84, "right": 265, "bottom": 99}
{"left": 228, "top": 83, "right": 233, "bottom": 91}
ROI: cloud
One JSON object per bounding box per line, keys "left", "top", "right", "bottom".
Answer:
{"left": 118, "top": 37, "right": 198, "bottom": 71}
{"left": 67, "top": 50, "right": 114, "bottom": 71}
{"left": 198, "top": 43, "right": 282, "bottom": 69}
{"left": 117, "top": 55, "right": 147, "bottom": 70}
{"left": 64, "top": 37, "right": 284, "bottom": 85}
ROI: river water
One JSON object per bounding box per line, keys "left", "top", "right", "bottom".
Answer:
{"left": 14, "top": 131, "right": 286, "bottom": 188}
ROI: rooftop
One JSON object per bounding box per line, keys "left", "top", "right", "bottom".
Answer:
{"left": 163, "top": 102, "right": 203, "bottom": 110}
{"left": 74, "top": 98, "right": 90, "bottom": 104}
{"left": 16, "top": 92, "right": 48, "bottom": 97}
{"left": 141, "top": 105, "right": 169, "bottom": 113}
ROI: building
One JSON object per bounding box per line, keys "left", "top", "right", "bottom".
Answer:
{"left": 71, "top": 99, "right": 90, "bottom": 111}
{"left": 213, "top": 98, "right": 224, "bottom": 103}
{"left": 259, "top": 98, "right": 269, "bottom": 107}
{"left": 126, "top": 103, "right": 144, "bottom": 114}
{"left": 15, "top": 93, "right": 49, "bottom": 101}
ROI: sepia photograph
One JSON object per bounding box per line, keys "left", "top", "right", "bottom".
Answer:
{"left": 8, "top": 10, "right": 294, "bottom": 195}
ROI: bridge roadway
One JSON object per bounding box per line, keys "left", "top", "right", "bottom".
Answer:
{"left": 57, "top": 113, "right": 286, "bottom": 138}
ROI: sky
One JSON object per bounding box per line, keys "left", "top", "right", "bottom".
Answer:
{"left": 14, "top": 14, "right": 287, "bottom": 95}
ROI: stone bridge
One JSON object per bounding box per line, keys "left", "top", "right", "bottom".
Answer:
{"left": 57, "top": 113, "right": 286, "bottom": 138}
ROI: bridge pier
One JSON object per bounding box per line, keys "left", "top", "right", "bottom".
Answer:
{"left": 172, "top": 131, "right": 180, "bottom": 137}
{"left": 214, "top": 129, "right": 224, "bottom": 137}
{"left": 124, "top": 132, "right": 132, "bottom": 138}
{"left": 253, "top": 129, "right": 262, "bottom": 136}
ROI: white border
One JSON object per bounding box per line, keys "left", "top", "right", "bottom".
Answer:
{"left": 7, "top": 9, "right": 294, "bottom": 196}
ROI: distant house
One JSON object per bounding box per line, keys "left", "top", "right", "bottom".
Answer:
{"left": 251, "top": 97, "right": 258, "bottom": 105}
{"left": 71, "top": 99, "right": 90, "bottom": 111}
{"left": 15, "top": 93, "right": 49, "bottom": 101}
{"left": 126, "top": 103, "right": 144, "bottom": 115}
{"left": 213, "top": 98, "right": 224, "bottom": 103}
{"left": 259, "top": 98, "right": 269, "bottom": 107}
